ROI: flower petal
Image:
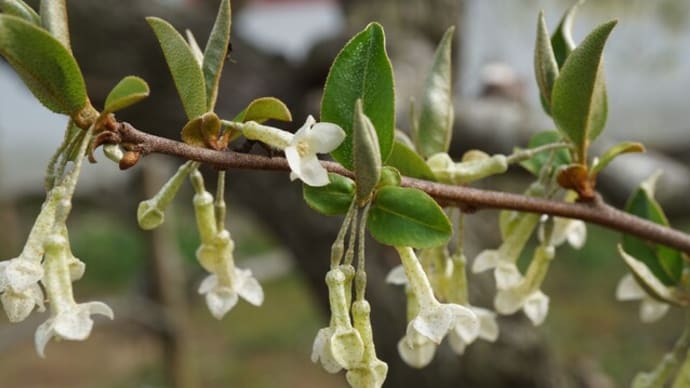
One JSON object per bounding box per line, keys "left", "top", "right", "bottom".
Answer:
{"left": 236, "top": 270, "right": 264, "bottom": 306}
{"left": 4, "top": 258, "right": 44, "bottom": 292}
{"left": 447, "top": 330, "right": 467, "bottom": 355}
{"left": 470, "top": 306, "right": 499, "bottom": 342}
{"left": 397, "top": 335, "right": 437, "bottom": 368}
{"left": 198, "top": 274, "right": 219, "bottom": 295}
{"left": 84, "top": 301, "right": 114, "bottom": 320}
{"left": 639, "top": 298, "right": 669, "bottom": 323}
{"left": 565, "top": 220, "right": 586, "bottom": 249}
{"left": 410, "top": 306, "right": 455, "bottom": 344}
{"left": 385, "top": 265, "right": 408, "bottom": 285}
{"left": 205, "top": 287, "right": 239, "bottom": 320}
{"left": 35, "top": 318, "right": 56, "bottom": 358}
{"left": 53, "top": 307, "right": 95, "bottom": 340}
{"left": 286, "top": 150, "right": 329, "bottom": 186}
{"left": 472, "top": 250, "right": 499, "bottom": 273}
{"left": 309, "top": 122, "right": 346, "bottom": 153}
{"left": 330, "top": 328, "right": 365, "bottom": 370}
{"left": 494, "top": 289, "right": 523, "bottom": 315}
{"left": 450, "top": 304, "right": 480, "bottom": 343}
{"left": 523, "top": 291, "right": 549, "bottom": 326}
{"left": 311, "top": 327, "right": 342, "bottom": 373}
{"left": 494, "top": 262, "right": 522, "bottom": 290}
{"left": 615, "top": 274, "right": 646, "bottom": 301}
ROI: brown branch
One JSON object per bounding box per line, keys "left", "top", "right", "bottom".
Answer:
{"left": 115, "top": 121, "right": 690, "bottom": 254}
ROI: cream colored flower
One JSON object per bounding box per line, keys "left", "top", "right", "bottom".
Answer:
{"left": 285, "top": 116, "right": 345, "bottom": 186}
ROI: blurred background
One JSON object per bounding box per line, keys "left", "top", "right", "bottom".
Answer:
{"left": 1, "top": 0, "right": 689, "bottom": 387}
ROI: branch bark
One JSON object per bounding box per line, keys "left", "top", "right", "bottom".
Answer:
{"left": 114, "top": 121, "right": 690, "bottom": 255}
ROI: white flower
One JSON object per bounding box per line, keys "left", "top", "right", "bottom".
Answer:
{"left": 285, "top": 116, "right": 345, "bottom": 187}
{"left": 0, "top": 258, "right": 46, "bottom": 322}
{"left": 37, "top": 234, "right": 114, "bottom": 357}
{"left": 495, "top": 288, "right": 550, "bottom": 326}
{"left": 395, "top": 247, "right": 479, "bottom": 345}
{"left": 494, "top": 261, "right": 523, "bottom": 290}
{"left": 448, "top": 306, "right": 499, "bottom": 355}
{"left": 198, "top": 267, "right": 264, "bottom": 320}
{"left": 616, "top": 274, "right": 669, "bottom": 323}
{"left": 195, "top": 229, "right": 264, "bottom": 320}
{"left": 385, "top": 265, "right": 407, "bottom": 285}
{"left": 35, "top": 301, "right": 113, "bottom": 357}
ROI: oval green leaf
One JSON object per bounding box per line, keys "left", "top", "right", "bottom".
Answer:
{"left": 321, "top": 22, "right": 395, "bottom": 170}
{"left": 534, "top": 11, "right": 558, "bottom": 113}
{"left": 104, "top": 76, "right": 150, "bottom": 113}
{"left": 147, "top": 16, "right": 207, "bottom": 120}
{"left": 303, "top": 173, "right": 355, "bottom": 215}
{"left": 0, "top": 15, "right": 87, "bottom": 115}
{"left": 551, "top": 20, "right": 616, "bottom": 161}
{"left": 623, "top": 173, "right": 683, "bottom": 286}
{"left": 233, "top": 97, "right": 292, "bottom": 123}
{"left": 590, "top": 141, "right": 644, "bottom": 176}
{"left": 386, "top": 141, "right": 436, "bottom": 181}
{"left": 202, "top": 0, "right": 231, "bottom": 110}
{"left": 0, "top": 0, "right": 40, "bottom": 25}
{"left": 414, "top": 26, "right": 454, "bottom": 158}
{"left": 368, "top": 186, "right": 451, "bottom": 248}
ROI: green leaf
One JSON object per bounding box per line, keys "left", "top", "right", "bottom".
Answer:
{"left": 104, "top": 76, "right": 150, "bottom": 113}
{"left": 590, "top": 141, "right": 644, "bottom": 176}
{"left": 623, "top": 173, "right": 683, "bottom": 286}
{"left": 534, "top": 11, "right": 559, "bottom": 113}
{"left": 321, "top": 22, "right": 395, "bottom": 170}
{"left": 0, "top": 0, "right": 40, "bottom": 25}
{"left": 233, "top": 97, "right": 292, "bottom": 123}
{"left": 414, "top": 26, "right": 455, "bottom": 158}
{"left": 551, "top": 20, "right": 616, "bottom": 161}
{"left": 386, "top": 141, "right": 436, "bottom": 181}
{"left": 519, "top": 131, "right": 571, "bottom": 176}
{"left": 368, "top": 186, "right": 451, "bottom": 248}
{"left": 303, "top": 173, "right": 355, "bottom": 215}
{"left": 202, "top": 0, "right": 231, "bottom": 110}
{"left": 551, "top": 0, "right": 584, "bottom": 69}
{"left": 353, "top": 99, "right": 382, "bottom": 203}
{"left": 39, "top": 0, "right": 70, "bottom": 51}
{"left": 0, "top": 15, "right": 87, "bottom": 115}
{"left": 147, "top": 17, "right": 207, "bottom": 120}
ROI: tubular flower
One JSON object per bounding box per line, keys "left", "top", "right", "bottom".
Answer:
{"left": 197, "top": 231, "right": 264, "bottom": 319}
{"left": 394, "top": 247, "right": 479, "bottom": 367}
{"left": 36, "top": 234, "right": 113, "bottom": 357}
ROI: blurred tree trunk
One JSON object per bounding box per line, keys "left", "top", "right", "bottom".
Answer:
{"left": 67, "top": 0, "right": 582, "bottom": 386}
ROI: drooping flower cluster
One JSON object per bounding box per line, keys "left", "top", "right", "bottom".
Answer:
{"left": 0, "top": 130, "right": 114, "bottom": 357}
{"left": 190, "top": 169, "right": 264, "bottom": 319}
{"left": 473, "top": 210, "right": 586, "bottom": 326}
{"left": 389, "top": 247, "right": 481, "bottom": 368}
